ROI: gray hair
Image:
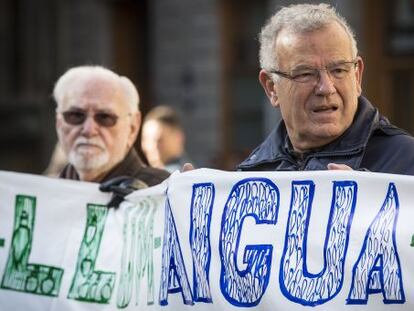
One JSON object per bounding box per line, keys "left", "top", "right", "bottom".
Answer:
{"left": 259, "top": 3, "right": 358, "bottom": 71}
{"left": 53, "top": 65, "right": 140, "bottom": 112}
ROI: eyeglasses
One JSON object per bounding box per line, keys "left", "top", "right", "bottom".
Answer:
{"left": 61, "top": 110, "right": 129, "bottom": 127}
{"left": 268, "top": 60, "right": 358, "bottom": 84}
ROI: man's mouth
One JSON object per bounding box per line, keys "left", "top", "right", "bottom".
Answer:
{"left": 312, "top": 105, "right": 338, "bottom": 113}
{"left": 75, "top": 143, "right": 103, "bottom": 151}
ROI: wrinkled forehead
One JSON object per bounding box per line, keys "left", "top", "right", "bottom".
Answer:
{"left": 59, "top": 76, "right": 128, "bottom": 112}
{"left": 275, "top": 22, "right": 354, "bottom": 65}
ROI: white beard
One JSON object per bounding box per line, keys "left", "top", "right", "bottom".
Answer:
{"left": 68, "top": 137, "right": 110, "bottom": 171}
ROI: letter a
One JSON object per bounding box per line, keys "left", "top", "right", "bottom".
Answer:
{"left": 159, "top": 198, "right": 193, "bottom": 305}
{"left": 347, "top": 183, "right": 405, "bottom": 304}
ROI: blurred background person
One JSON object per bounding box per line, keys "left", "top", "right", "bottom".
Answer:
{"left": 141, "top": 105, "right": 192, "bottom": 173}
{"left": 54, "top": 65, "right": 170, "bottom": 186}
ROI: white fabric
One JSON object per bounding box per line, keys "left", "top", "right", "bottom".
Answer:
{"left": 0, "top": 169, "right": 413, "bottom": 310}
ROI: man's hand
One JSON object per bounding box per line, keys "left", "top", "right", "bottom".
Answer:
{"left": 181, "top": 163, "right": 194, "bottom": 172}
{"left": 327, "top": 163, "right": 353, "bottom": 170}
{"left": 99, "top": 176, "right": 148, "bottom": 208}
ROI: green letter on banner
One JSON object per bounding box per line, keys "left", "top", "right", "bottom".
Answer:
{"left": 68, "top": 204, "right": 115, "bottom": 304}
{"left": 116, "top": 199, "right": 157, "bottom": 308}
{"left": 1, "top": 195, "right": 64, "bottom": 296}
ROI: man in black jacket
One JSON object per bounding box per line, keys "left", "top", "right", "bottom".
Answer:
{"left": 54, "top": 66, "right": 169, "bottom": 186}
{"left": 238, "top": 3, "right": 414, "bottom": 174}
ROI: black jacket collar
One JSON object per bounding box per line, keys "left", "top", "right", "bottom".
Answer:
{"left": 238, "top": 96, "right": 380, "bottom": 170}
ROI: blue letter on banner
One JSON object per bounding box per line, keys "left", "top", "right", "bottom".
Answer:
{"left": 219, "top": 178, "right": 279, "bottom": 307}
{"left": 280, "top": 181, "right": 357, "bottom": 306}
{"left": 189, "top": 183, "right": 215, "bottom": 303}
{"left": 347, "top": 183, "right": 405, "bottom": 304}
{"left": 159, "top": 198, "right": 193, "bottom": 305}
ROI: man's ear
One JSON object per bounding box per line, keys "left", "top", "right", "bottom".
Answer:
{"left": 259, "top": 69, "right": 279, "bottom": 108}
{"left": 355, "top": 56, "right": 364, "bottom": 96}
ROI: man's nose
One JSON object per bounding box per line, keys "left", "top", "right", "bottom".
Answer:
{"left": 80, "top": 115, "right": 99, "bottom": 136}
{"left": 315, "top": 70, "right": 336, "bottom": 95}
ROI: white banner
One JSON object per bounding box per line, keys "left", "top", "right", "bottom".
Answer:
{"left": 0, "top": 169, "right": 413, "bottom": 310}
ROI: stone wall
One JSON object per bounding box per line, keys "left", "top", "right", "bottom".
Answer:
{"left": 148, "top": 0, "right": 221, "bottom": 167}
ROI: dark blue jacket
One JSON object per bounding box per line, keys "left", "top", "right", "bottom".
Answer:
{"left": 238, "top": 96, "right": 414, "bottom": 175}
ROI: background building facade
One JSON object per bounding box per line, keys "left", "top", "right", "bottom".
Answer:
{"left": 1, "top": 0, "right": 413, "bottom": 173}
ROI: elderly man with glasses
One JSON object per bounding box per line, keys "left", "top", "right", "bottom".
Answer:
{"left": 54, "top": 66, "right": 170, "bottom": 191}
{"left": 238, "top": 3, "right": 414, "bottom": 174}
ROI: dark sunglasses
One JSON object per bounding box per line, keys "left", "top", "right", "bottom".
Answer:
{"left": 61, "top": 110, "right": 123, "bottom": 127}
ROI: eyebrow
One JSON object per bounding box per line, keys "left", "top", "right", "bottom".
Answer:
{"left": 290, "top": 59, "right": 353, "bottom": 71}
{"left": 64, "top": 106, "right": 117, "bottom": 114}
{"left": 291, "top": 65, "right": 316, "bottom": 71}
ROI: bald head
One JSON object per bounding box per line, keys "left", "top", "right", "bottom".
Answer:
{"left": 53, "top": 66, "right": 139, "bottom": 113}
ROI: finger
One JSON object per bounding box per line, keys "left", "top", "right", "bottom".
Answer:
{"left": 327, "top": 163, "right": 353, "bottom": 170}
{"left": 181, "top": 163, "right": 194, "bottom": 172}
